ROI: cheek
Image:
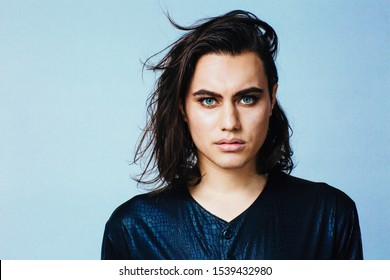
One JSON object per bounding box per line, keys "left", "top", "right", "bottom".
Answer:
{"left": 246, "top": 104, "right": 270, "bottom": 123}
{"left": 185, "top": 109, "right": 217, "bottom": 140}
{"left": 244, "top": 109, "right": 270, "bottom": 139}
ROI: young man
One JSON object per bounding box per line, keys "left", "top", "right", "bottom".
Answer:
{"left": 101, "top": 10, "right": 363, "bottom": 259}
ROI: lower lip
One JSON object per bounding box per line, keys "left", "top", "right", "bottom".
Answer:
{"left": 216, "top": 143, "right": 245, "bottom": 152}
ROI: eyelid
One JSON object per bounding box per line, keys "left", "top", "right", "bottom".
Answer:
{"left": 198, "top": 97, "right": 218, "bottom": 107}
{"left": 237, "top": 95, "right": 258, "bottom": 104}
{"left": 196, "top": 94, "right": 259, "bottom": 106}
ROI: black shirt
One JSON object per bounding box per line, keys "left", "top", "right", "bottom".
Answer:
{"left": 101, "top": 172, "right": 363, "bottom": 259}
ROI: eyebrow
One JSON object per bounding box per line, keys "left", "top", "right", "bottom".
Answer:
{"left": 192, "top": 87, "right": 264, "bottom": 98}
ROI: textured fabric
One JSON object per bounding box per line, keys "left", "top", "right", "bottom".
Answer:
{"left": 101, "top": 172, "right": 363, "bottom": 260}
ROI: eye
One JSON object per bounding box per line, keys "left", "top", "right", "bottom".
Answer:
{"left": 240, "top": 96, "right": 257, "bottom": 105}
{"left": 200, "top": 98, "right": 216, "bottom": 106}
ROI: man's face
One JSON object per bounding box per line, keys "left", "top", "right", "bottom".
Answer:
{"left": 183, "top": 51, "right": 277, "bottom": 173}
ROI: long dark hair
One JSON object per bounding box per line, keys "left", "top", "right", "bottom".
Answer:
{"left": 134, "top": 10, "right": 293, "bottom": 191}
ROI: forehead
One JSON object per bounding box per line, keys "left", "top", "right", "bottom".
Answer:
{"left": 188, "top": 52, "right": 268, "bottom": 94}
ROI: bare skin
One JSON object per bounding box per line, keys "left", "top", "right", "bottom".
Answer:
{"left": 181, "top": 52, "right": 277, "bottom": 222}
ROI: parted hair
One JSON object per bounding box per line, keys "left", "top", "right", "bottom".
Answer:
{"left": 134, "top": 10, "right": 293, "bottom": 190}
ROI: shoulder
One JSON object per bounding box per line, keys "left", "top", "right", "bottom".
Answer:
{"left": 104, "top": 187, "right": 186, "bottom": 232}
{"left": 267, "top": 172, "right": 363, "bottom": 259}
{"left": 270, "top": 172, "right": 357, "bottom": 211}
{"left": 101, "top": 187, "right": 189, "bottom": 259}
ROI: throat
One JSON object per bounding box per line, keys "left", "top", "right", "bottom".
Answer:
{"left": 189, "top": 173, "right": 268, "bottom": 222}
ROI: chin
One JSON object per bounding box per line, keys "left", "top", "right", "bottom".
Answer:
{"left": 198, "top": 151, "right": 256, "bottom": 171}
{"left": 213, "top": 159, "right": 252, "bottom": 170}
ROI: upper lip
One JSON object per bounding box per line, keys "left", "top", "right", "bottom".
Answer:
{"left": 216, "top": 138, "right": 245, "bottom": 144}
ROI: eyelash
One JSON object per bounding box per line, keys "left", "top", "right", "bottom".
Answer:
{"left": 198, "top": 96, "right": 258, "bottom": 107}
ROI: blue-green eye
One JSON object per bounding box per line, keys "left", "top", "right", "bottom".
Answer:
{"left": 201, "top": 98, "right": 216, "bottom": 106}
{"left": 241, "top": 96, "right": 255, "bottom": 104}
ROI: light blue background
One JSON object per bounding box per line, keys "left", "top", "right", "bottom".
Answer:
{"left": 1, "top": 0, "right": 389, "bottom": 259}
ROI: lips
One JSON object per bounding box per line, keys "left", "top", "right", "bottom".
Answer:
{"left": 216, "top": 138, "right": 245, "bottom": 152}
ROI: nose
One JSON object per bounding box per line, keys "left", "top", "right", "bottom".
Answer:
{"left": 220, "top": 102, "right": 241, "bottom": 131}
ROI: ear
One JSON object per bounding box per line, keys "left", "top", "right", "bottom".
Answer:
{"left": 179, "top": 100, "right": 187, "bottom": 122}
{"left": 270, "top": 83, "right": 278, "bottom": 115}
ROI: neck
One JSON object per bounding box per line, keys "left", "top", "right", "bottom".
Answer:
{"left": 188, "top": 160, "right": 268, "bottom": 223}
{"left": 192, "top": 160, "right": 267, "bottom": 195}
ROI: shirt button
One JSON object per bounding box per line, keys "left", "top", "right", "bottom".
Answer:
{"left": 222, "top": 229, "right": 233, "bottom": 239}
